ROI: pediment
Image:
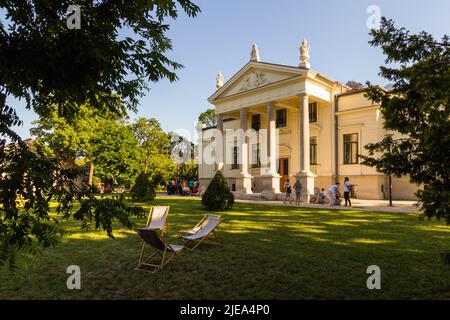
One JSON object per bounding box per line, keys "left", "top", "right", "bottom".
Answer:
{"left": 209, "top": 62, "right": 306, "bottom": 102}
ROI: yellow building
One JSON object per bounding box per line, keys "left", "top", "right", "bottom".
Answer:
{"left": 199, "top": 42, "right": 419, "bottom": 201}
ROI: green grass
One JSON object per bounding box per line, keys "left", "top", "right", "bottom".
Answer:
{"left": 1, "top": 196, "right": 449, "bottom": 299}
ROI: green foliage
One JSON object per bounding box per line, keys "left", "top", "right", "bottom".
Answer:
{"left": 0, "top": 1, "right": 199, "bottom": 269}
{"left": 32, "top": 106, "right": 141, "bottom": 189}
{"left": 198, "top": 108, "right": 217, "bottom": 128}
{"left": 201, "top": 171, "right": 234, "bottom": 211}
{"left": 73, "top": 194, "right": 147, "bottom": 239}
{"left": 361, "top": 18, "right": 450, "bottom": 224}
{"left": 0, "top": 143, "right": 146, "bottom": 269}
{"left": 130, "top": 173, "right": 156, "bottom": 202}
{"left": 91, "top": 120, "right": 141, "bottom": 189}
{"left": 177, "top": 161, "right": 199, "bottom": 181}
{"left": 0, "top": 1, "right": 200, "bottom": 119}
{"left": 132, "top": 117, "right": 176, "bottom": 183}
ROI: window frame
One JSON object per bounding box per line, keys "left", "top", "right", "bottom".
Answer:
{"left": 276, "top": 108, "right": 287, "bottom": 128}
{"left": 231, "top": 146, "right": 240, "bottom": 170}
{"left": 251, "top": 143, "right": 261, "bottom": 168}
{"left": 310, "top": 136, "right": 318, "bottom": 165}
{"left": 309, "top": 102, "right": 318, "bottom": 123}
{"left": 343, "top": 133, "right": 359, "bottom": 164}
{"left": 251, "top": 114, "right": 261, "bottom": 131}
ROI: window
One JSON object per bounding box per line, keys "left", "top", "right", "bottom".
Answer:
{"left": 309, "top": 102, "right": 318, "bottom": 123}
{"left": 276, "top": 108, "right": 287, "bottom": 128}
{"left": 343, "top": 133, "right": 359, "bottom": 164}
{"left": 251, "top": 143, "right": 261, "bottom": 168}
{"left": 231, "top": 146, "right": 239, "bottom": 169}
{"left": 310, "top": 137, "right": 317, "bottom": 165}
{"left": 251, "top": 114, "right": 261, "bottom": 131}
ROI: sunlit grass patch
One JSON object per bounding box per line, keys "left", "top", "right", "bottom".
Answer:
{"left": 0, "top": 196, "right": 449, "bottom": 300}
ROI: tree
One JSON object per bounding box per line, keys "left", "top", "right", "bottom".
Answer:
{"left": 132, "top": 117, "right": 176, "bottom": 184}
{"left": 130, "top": 172, "right": 156, "bottom": 202}
{"left": 361, "top": 18, "right": 450, "bottom": 225}
{"left": 198, "top": 108, "right": 217, "bottom": 128}
{"left": 201, "top": 171, "right": 234, "bottom": 211}
{"left": 91, "top": 120, "right": 141, "bottom": 190}
{"left": 0, "top": 1, "right": 200, "bottom": 269}
{"left": 31, "top": 104, "right": 125, "bottom": 186}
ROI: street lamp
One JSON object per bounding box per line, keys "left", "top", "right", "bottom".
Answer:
{"left": 385, "top": 133, "right": 394, "bottom": 207}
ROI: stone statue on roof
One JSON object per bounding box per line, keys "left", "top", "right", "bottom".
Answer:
{"left": 250, "top": 43, "right": 260, "bottom": 62}
{"left": 299, "top": 39, "right": 310, "bottom": 69}
{"left": 216, "top": 72, "right": 224, "bottom": 88}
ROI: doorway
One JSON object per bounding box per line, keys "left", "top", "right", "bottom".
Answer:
{"left": 278, "top": 158, "right": 289, "bottom": 192}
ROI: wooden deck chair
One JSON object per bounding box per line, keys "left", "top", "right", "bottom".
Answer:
{"left": 182, "top": 214, "right": 222, "bottom": 235}
{"left": 145, "top": 206, "right": 170, "bottom": 236}
{"left": 134, "top": 228, "right": 184, "bottom": 273}
{"left": 182, "top": 215, "right": 223, "bottom": 250}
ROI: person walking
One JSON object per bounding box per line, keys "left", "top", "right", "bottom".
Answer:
{"left": 344, "top": 177, "right": 352, "bottom": 207}
{"left": 284, "top": 180, "right": 292, "bottom": 204}
{"left": 328, "top": 182, "right": 340, "bottom": 206}
{"left": 293, "top": 179, "right": 303, "bottom": 205}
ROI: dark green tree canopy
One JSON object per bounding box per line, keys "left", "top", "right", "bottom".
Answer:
{"left": 0, "top": 1, "right": 200, "bottom": 269}
{"left": 362, "top": 17, "right": 450, "bottom": 223}
{"left": 0, "top": 0, "right": 200, "bottom": 125}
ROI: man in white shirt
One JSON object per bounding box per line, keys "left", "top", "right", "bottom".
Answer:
{"left": 328, "top": 182, "right": 340, "bottom": 206}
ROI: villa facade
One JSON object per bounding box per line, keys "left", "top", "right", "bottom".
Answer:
{"left": 198, "top": 42, "right": 419, "bottom": 201}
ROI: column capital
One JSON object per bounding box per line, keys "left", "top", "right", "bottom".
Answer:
{"left": 298, "top": 93, "right": 309, "bottom": 98}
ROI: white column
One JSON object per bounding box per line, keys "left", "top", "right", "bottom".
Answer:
{"left": 261, "top": 101, "right": 281, "bottom": 200}
{"left": 299, "top": 94, "right": 310, "bottom": 172}
{"left": 296, "top": 94, "right": 315, "bottom": 202}
{"left": 235, "top": 108, "right": 252, "bottom": 197}
{"left": 216, "top": 113, "right": 224, "bottom": 171}
{"left": 266, "top": 101, "right": 277, "bottom": 174}
{"left": 239, "top": 109, "right": 249, "bottom": 175}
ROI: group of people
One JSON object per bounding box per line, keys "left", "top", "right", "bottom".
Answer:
{"left": 283, "top": 179, "right": 304, "bottom": 205}
{"left": 165, "top": 178, "right": 199, "bottom": 196}
{"left": 283, "top": 177, "right": 352, "bottom": 207}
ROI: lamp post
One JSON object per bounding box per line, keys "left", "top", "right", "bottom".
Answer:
{"left": 385, "top": 133, "right": 394, "bottom": 207}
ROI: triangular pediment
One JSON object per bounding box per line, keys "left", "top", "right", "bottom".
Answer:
{"left": 209, "top": 62, "right": 307, "bottom": 102}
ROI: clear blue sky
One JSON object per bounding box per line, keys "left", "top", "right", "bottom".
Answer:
{"left": 9, "top": 0, "right": 450, "bottom": 139}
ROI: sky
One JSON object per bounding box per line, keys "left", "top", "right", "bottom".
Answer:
{"left": 8, "top": 0, "right": 450, "bottom": 139}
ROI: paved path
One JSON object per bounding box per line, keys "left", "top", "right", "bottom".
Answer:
{"left": 157, "top": 193, "right": 420, "bottom": 213}
{"left": 235, "top": 198, "right": 420, "bottom": 213}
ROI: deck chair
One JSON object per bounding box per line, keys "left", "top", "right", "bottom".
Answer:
{"left": 134, "top": 228, "right": 184, "bottom": 273}
{"left": 182, "top": 214, "right": 222, "bottom": 235}
{"left": 182, "top": 215, "right": 223, "bottom": 250}
{"left": 145, "top": 206, "right": 170, "bottom": 236}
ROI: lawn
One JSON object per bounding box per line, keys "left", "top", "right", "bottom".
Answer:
{"left": 0, "top": 196, "right": 449, "bottom": 299}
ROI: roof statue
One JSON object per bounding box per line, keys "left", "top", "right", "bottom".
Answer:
{"left": 216, "top": 71, "right": 224, "bottom": 88}
{"left": 250, "top": 43, "right": 260, "bottom": 62}
{"left": 299, "top": 39, "right": 310, "bottom": 69}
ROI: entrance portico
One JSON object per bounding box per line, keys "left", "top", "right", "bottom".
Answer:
{"left": 207, "top": 42, "right": 336, "bottom": 201}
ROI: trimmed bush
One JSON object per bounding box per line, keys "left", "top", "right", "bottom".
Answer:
{"left": 202, "top": 171, "right": 234, "bottom": 211}
{"left": 130, "top": 172, "right": 155, "bottom": 202}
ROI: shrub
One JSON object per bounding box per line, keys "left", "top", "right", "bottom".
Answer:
{"left": 202, "top": 171, "right": 234, "bottom": 211}
{"left": 130, "top": 172, "right": 155, "bottom": 202}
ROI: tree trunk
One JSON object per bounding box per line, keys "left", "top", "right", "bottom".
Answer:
{"left": 88, "top": 162, "right": 94, "bottom": 186}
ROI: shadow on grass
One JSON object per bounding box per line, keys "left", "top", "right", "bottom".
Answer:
{"left": 0, "top": 196, "right": 449, "bottom": 299}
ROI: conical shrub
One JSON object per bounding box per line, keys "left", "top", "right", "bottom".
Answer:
{"left": 201, "top": 170, "right": 234, "bottom": 211}
{"left": 130, "top": 172, "right": 155, "bottom": 202}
